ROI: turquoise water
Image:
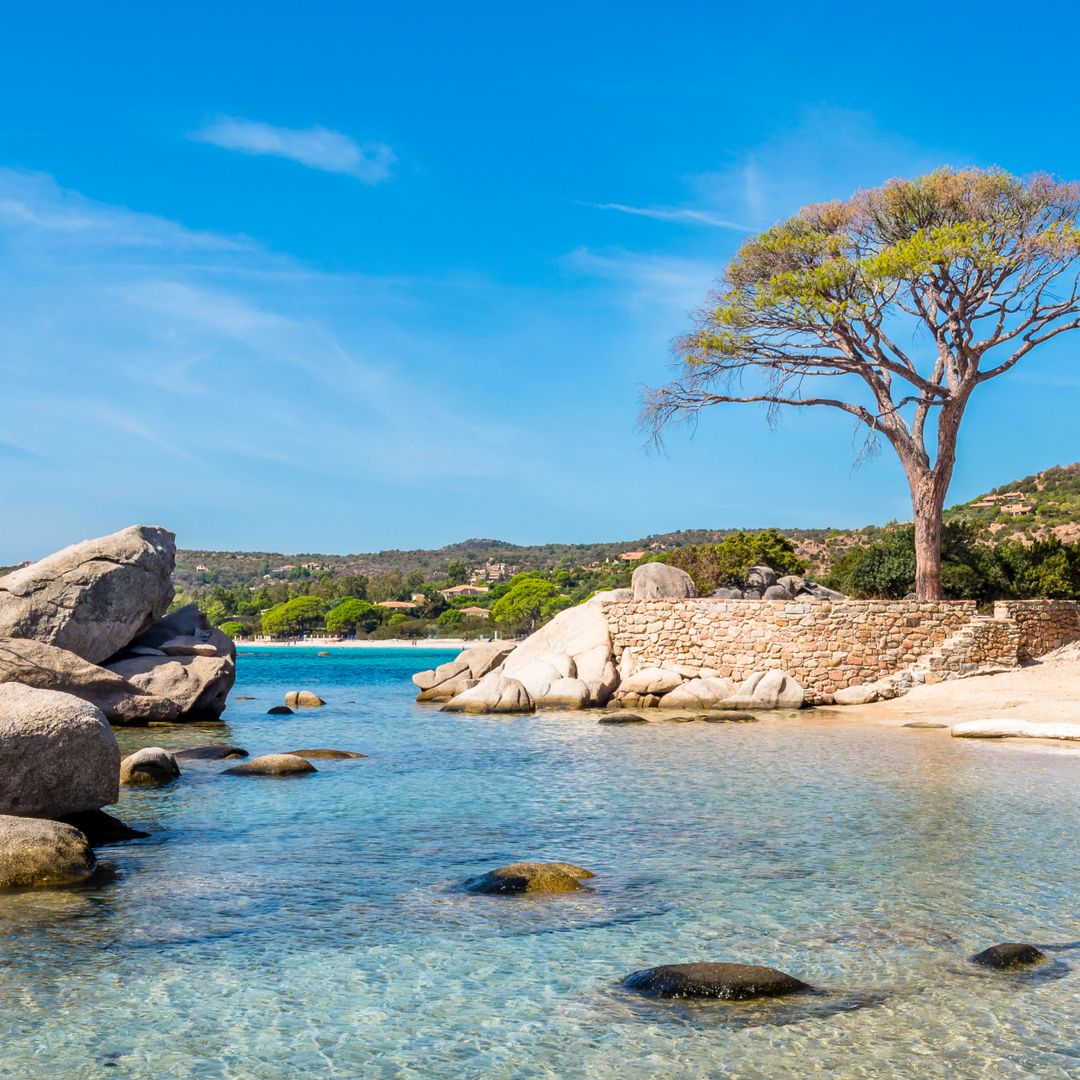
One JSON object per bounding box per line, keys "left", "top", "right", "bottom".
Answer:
{"left": 2, "top": 647, "right": 1080, "bottom": 1078}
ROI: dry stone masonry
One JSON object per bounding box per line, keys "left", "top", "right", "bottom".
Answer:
{"left": 603, "top": 597, "right": 1080, "bottom": 704}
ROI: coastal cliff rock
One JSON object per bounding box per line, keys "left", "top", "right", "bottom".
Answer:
{"left": 631, "top": 563, "right": 697, "bottom": 600}
{"left": 105, "top": 608, "right": 236, "bottom": 720}
{"left": 0, "top": 684, "right": 119, "bottom": 818}
{"left": 0, "top": 525, "right": 175, "bottom": 664}
{"left": 0, "top": 637, "right": 181, "bottom": 724}
{"left": 0, "top": 815, "right": 97, "bottom": 888}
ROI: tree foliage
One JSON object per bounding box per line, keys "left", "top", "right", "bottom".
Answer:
{"left": 645, "top": 168, "right": 1080, "bottom": 599}
{"left": 261, "top": 596, "right": 329, "bottom": 637}
{"left": 492, "top": 577, "right": 570, "bottom": 631}
{"left": 324, "top": 597, "right": 380, "bottom": 635}
{"left": 669, "top": 529, "right": 806, "bottom": 593}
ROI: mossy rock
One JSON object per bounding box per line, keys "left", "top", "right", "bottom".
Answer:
{"left": 464, "top": 861, "right": 595, "bottom": 895}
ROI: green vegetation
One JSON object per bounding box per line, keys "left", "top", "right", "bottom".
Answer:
{"left": 159, "top": 461, "right": 1080, "bottom": 638}
{"left": 669, "top": 530, "right": 806, "bottom": 594}
{"left": 826, "top": 524, "right": 1080, "bottom": 601}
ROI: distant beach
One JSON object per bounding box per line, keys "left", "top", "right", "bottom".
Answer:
{"left": 234, "top": 637, "right": 492, "bottom": 650}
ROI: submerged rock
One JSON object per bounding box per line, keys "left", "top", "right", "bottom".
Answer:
{"left": 119, "top": 747, "right": 181, "bottom": 786}
{"left": 283, "top": 748, "right": 367, "bottom": 760}
{"left": 903, "top": 721, "right": 948, "bottom": 730}
{"left": 0, "top": 684, "right": 119, "bottom": 818}
{"left": 598, "top": 713, "right": 648, "bottom": 725}
{"left": 0, "top": 815, "right": 97, "bottom": 887}
{"left": 971, "top": 943, "right": 1048, "bottom": 970}
{"left": 0, "top": 525, "right": 175, "bottom": 664}
{"left": 624, "top": 962, "right": 810, "bottom": 1001}
{"left": 952, "top": 720, "right": 1080, "bottom": 741}
{"left": 285, "top": 691, "right": 325, "bottom": 707}
{"left": 173, "top": 744, "right": 249, "bottom": 760}
{"left": 464, "top": 862, "right": 595, "bottom": 895}
{"left": 267, "top": 705, "right": 293, "bottom": 715}
{"left": 58, "top": 809, "right": 149, "bottom": 845}
{"left": 223, "top": 754, "right": 317, "bottom": 777}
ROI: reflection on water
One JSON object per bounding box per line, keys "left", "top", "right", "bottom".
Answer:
{"left": 1, "top": 647, "right": 1079, "bottom": 1078}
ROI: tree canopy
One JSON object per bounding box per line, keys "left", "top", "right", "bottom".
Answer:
{"left": 645, "top": 168, "right": 1080, "bottom": 598}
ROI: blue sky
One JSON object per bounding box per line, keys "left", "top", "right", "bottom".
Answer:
{"left": 2, "top": 1, "right": 1080, "bottom": 562}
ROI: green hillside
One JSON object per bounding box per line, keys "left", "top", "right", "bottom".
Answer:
{"left": 946, "top": 463, "right": 1080, "bottom": 543}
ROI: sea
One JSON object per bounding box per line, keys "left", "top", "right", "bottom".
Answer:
{"left": 2, "top": 646, "right": 1079, "bottom": 1078}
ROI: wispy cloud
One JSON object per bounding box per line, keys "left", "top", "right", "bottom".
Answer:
{"left": 191, "top": 117, "right": 395, "bottom": 183}
{"left": 588, "top": 202, "right": 751, "bottom": 231}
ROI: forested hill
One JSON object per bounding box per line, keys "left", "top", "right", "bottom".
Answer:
{"left": 174, "top": 528, "right": 833, "bottom": 590}
{"left": 945, "top": 463, "right": 1080, "bottom": 543}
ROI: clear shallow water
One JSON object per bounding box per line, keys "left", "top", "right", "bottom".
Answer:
{"left": 2, "top": 647, "right": 1080, "bottom": 1078}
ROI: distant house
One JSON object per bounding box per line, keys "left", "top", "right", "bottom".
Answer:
{"left": 411, "top": 593, "right": 427, "bottom": 603}
{"left": 277, "top": 564, "right": 296, "bottom": 572}
{"left": 619, "top": 551, "right": 646, "bottom": 562}
{"left": 972, "top": 491, "right": 1028, "bottom": 508}
{"left": 195, "top": 564, "right": 209, "bottom": 572}
{"left": 460, "top": 606, "right": 491, "bottom": 619}
{"left": 469, "top": 561, "right": 514, "bottom": 584}
{"left": 440, "top": 584, "right": 490, "bottom": 598}
{"left": 1001, "top": 503, "right": 1034, "bottom": 516}
{"left": 377, "top": 600, "right": 419, "bottom": 611}
{"left": 301, "top": 561, "right": 322, "bottom": 571}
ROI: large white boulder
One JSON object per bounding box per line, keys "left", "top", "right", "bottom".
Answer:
{"left": 631, "top": 563, "right": 697, "bottom": 600}
{"left": 618, "top": 667, "right": 684, "bottom": 696}
{"left": 0, "top": 637, "right": 180, "bottom": 723}
{"left": 659, "top": 677, "right": 737, "bottom": 709}
{"left": 724, "top": 670, "right": 805, "bottom": 710}
{"left": 0, "top": 684, "right": 119, "bottom": 818}
{"left": 499, "top": 598, "right": 616, "bottom": 705}
{"left": 535, "top": 677, "right": 592, "bottom": 709}
{"left": 0, "top": 525, "right": 175, "bottom": 664}
{"left": 442, "top": 675, "right": 534, "bottom": 714}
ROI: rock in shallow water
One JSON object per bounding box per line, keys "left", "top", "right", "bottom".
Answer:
{"left": 57, "top": 809, "right": 149, "bottom": 845}
{"left": 0, "top": 815, "right": 96, "bottom": 887}
{"left": 173, "top": 744, "right": 248, "bottom": 761}
{"left": 0, "top": 683, "right": 120, "bottom": 818}
{"left": 285, "top": 691, "right": 325, "bottom": 707}
{"left": 120, "top": 747, "right": 181, "bottom": 786}
{"left": 283, "top": 748, "right": 367, "bottom": 760}
{"left": 267, "top": 705, "right": 293, "bottom": 715}
{"left": 598, "top": 713, "right": 648, "bottom": 725}
{"left": 624, "top": 962, "right": 810, "bottom": 1001}
{"left": 464, "top": 862, "right": 595, "bottom": 895}
{"left": 971, "top": 943, "right": 1048, "bottom": 970}
{"left": 223, "top": 754, "right": 317, "bottom": 777}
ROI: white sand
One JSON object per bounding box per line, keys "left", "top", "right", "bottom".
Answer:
{"left": 816, "top": 644, "right": 1080, "bottom": 741}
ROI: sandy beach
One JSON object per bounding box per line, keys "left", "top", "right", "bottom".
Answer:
{"left": 234, "top": 637, "right": 500, "bottom": 651}
{"left": 815, "top": 643, "right": 1080, "bottom": 744}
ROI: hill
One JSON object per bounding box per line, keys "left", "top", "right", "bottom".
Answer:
{"left": 945, "top": 463, "right": 1080, "bottom": 544}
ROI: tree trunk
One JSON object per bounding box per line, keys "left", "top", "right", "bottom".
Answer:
{"left": 911, "top": 478, "right": 944, "bottom": 601}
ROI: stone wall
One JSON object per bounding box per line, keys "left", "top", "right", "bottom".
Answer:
{"left": 602, "top": 598, "right": 1080, "bottom": 704}
{"left": 993, "top": 600, "right": 1080, "bottom": 662}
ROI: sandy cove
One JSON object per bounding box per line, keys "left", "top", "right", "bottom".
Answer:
{"left": 815, "top": 643, "right": 1080, "bottom": 744}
